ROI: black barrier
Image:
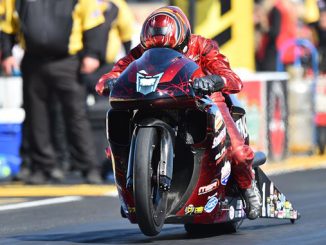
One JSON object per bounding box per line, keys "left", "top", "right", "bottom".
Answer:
{"left": 87, "top": 100, "right": 112, "bottom": 180}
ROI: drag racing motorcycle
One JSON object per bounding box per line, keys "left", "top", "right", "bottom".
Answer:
{"left": 105, "top": 48, "right": 300, "bottom": 236}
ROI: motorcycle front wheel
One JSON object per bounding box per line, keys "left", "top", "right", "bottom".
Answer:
{"left": 133, "top": 127, "right": 168, "bottom": 236}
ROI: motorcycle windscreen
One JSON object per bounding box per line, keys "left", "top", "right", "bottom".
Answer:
{"left": 110, "top": 48, "right": 199, "bottom": 109}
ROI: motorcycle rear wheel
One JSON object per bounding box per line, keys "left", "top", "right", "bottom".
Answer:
{"left": 133, "top": 127, "right": 168, "bottom": 236}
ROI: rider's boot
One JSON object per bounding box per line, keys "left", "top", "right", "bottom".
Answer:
{"left": 241, "top": 179, "right": 262, "bottom": 220}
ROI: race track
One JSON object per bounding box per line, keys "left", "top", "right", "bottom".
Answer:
{"left": 1, "top": 169, "right": 326, "bottom": 245}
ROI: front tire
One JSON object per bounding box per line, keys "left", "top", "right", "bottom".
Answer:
{"left": 133, "top": 127, "right": 168, "bottom": 236}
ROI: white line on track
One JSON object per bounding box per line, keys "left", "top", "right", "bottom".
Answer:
{"left": 0, "top": 196, "right": 82, "bottom": 211}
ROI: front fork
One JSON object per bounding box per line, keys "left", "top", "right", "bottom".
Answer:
{"left": 126, "top": 118, "right": 175, "bottom": 191}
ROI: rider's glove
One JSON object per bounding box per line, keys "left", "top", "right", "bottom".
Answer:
{"left": 193, "top": 75, "right": 225, "bottom": 94}
{"left": 96, "top": 78, "right": 118, "bottom": 96}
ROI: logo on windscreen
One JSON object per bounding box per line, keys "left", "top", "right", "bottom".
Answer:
{"left": 136, "top": 70, "right": 164, "bottom": 95}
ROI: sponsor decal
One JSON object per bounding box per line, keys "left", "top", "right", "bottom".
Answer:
{"left": 290, "top": 210, "right": 297, "bottom": 219}
{"left": 198, "top": 180, "right": 219, "bottom": 195}
{"left": 264, "top": 181, "right": 299, "bottom": 220}
{"left": 221, "top": 161, "right": 231, "bottom": 185}
{"left": 185, "top": 204, "right": 195, "bottom": 215}
{"left": 235, "top": 116, "right": 249, "bottom": 139}
{"left": 229, "top": 206, "right": 235, "bottom": 220}
{"left": 284, "top": 201, "right": 292, "bottom": 209}
{"left": 215, "top": 147, "right": 226, "bottom": 160}
{"left": 212, "top": 127, "right": 227, "bottom": 148}
{"left": 185, "top": 204, "right": 204, "bottom": 215}
{"left": 235, "top": 210, "right": 245, "bottom": 218}
{"left": 136, "top": 70, "right": 164, "bottom": 95}
{"left": 204, "top": 196, "right": 219, "bottom": 213}
{"left": 194, "top": 206, "right": 204, "bottom": 214}
{"left": 214, "top": 111, "right": 223, "bottom": 132}
{"left": 277, "top": 210, "right": 285, "bottom": 218}
{"left": 236, "top": 199, "right": 243, "bottom": 210}
{"left": 276, "top": 201, "right": 282, "bottom": 211}
{"left": 220, "top": 199, "right": 229, "bottom": 210}
{"left": 128, "top": 207, "right": 136, "bottom": 213}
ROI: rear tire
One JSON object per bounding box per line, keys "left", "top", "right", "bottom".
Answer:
{"left": 134, "top": 127, "right": 168, "bottom": 236}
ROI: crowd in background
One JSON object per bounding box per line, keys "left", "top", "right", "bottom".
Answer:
{"left": 254, "top": 0, "right": 326, "bottom": 72}
{"left": 0, "top": 0, "right": 134, "bottom": 184}
{"left": 0, "top": 0, "right": 325, "bottom": 185}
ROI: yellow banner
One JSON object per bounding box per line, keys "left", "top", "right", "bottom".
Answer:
{"left": 172, "top": 0, "right": 255, "bottom": 70}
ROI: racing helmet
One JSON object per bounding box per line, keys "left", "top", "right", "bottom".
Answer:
{"left": 140, "top": 6, "right": 191, "bottom": 53}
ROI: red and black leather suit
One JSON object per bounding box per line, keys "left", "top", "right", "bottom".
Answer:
{"left": 96, "top": 34, "right": 254, "bottom": 189}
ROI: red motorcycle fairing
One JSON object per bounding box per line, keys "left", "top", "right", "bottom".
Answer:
{"left": 107, "top": 48, "right": 244, "bottom": 227}
{"left": 164, "top": 98, "right": 240, "bottom": 224}
{"left": 108, "top": 108, "right": 241, "bottom": 225}
{"left": 106, "top": 48, "right": 300, "bottom": 235}
{"left": 109, "top": 48, "right": 200, "bottom": 110}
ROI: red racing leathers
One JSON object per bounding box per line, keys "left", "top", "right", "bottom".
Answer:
{"left": 96, "top": 34, "right": 254, "bottom": 189}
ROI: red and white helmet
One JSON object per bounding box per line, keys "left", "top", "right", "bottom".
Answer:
{"left": 140, "top": 6, "right": 191, "bottom": 52}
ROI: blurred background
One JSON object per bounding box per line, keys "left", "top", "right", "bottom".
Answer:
{"left": 0, "top": 0, "right": 325, "bottom": 184}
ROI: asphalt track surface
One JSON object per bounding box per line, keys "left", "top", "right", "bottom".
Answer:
{"left": 1, "top": 168, "right": 326, "bottom": 245}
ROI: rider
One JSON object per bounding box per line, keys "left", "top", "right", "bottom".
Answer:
{"left": 96, "top": 6, "right": 261, "bottom": 220}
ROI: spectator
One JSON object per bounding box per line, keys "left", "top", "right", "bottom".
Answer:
{"left": 81, "top": 0, "right": 134, "bottom": 100}
{"left": 310, "top": 0, "right": 326, "bottom": 73}
{"left": 79, "top": 0, "right": 134, "bottom": 181}
{"left": 0, "top": 0, "right": 106, "bottom": 184}
{"left": 255, "top": 0, "right": 298, "bottom": 71}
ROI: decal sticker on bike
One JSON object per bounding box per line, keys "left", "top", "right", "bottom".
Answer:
{"left": 194, "top": 206, "right": 204, "bottom": 214}
{"left": 128, "top": 207, "right": 136, "bottom": 213}
{"left": 264, "top": 181, "right": 298, "bottom": 219}
{"left": 236, "top": 199, "right": 243, "bottom": 210}
{"left": 204, "top": 196, "right": 219, "bottom": 213}
{"left": 198, "top": 180, "right": 219, "bottom": 195}
{"left": 185, "top": 205, "right": 204, "bottom": 215}
{"left": 220, "top": 199, "right": 229, "bottom": 210}
{"left": 221, "top": 161, "right": 231, "bottom": 185}
{"left": 235, "top": 116, "right": 248, "bottom": 139}
{"left": 215, "top": 147, "right": 226, "bottom": 160}
{"left": 214, "top": 111, "right": 223, "bottom": 132}
{"left": 185, "top": 204, "right": 194, "bottom": 215}
{"left": 136, "top": 70, "right": 164, "bottom": 95}
{"left": 235, "top": 210, "right": 245, "bottom": 218}
{"left": 212, "top": 127, "right": 227, "bottom": 148}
